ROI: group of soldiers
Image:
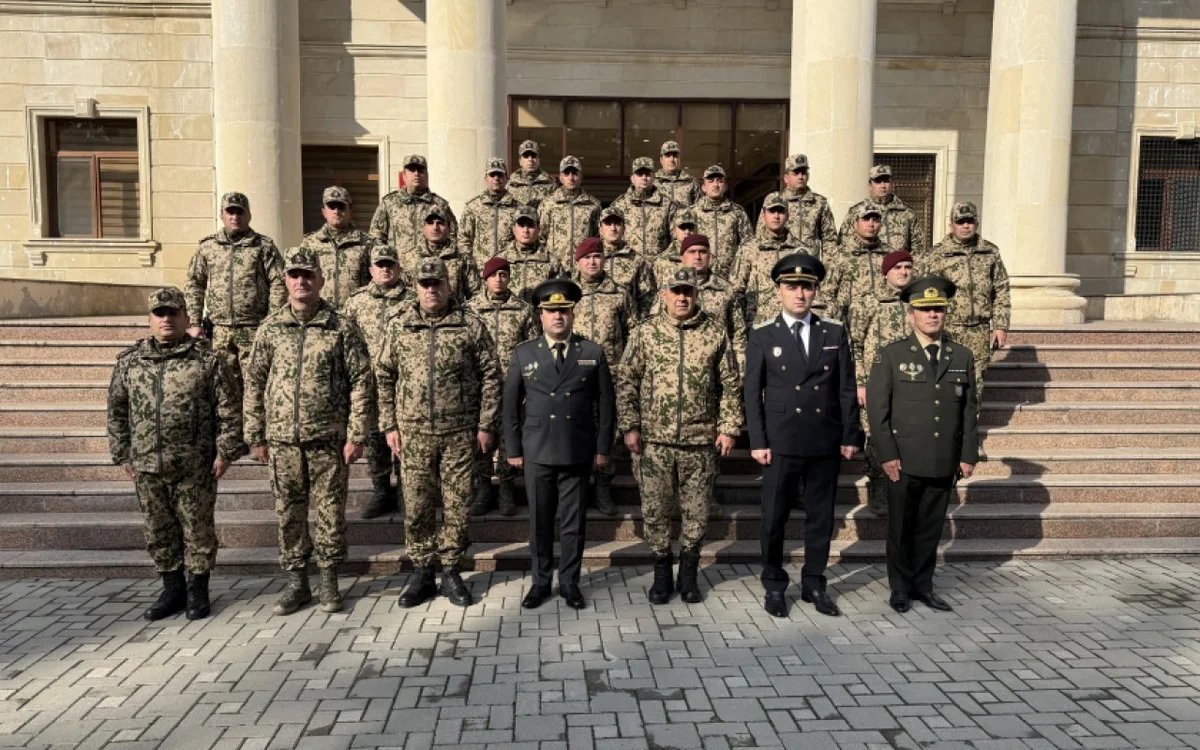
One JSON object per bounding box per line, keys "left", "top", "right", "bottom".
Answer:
{"left": 107, "top": 138, "right": 1010, "bottom": 620}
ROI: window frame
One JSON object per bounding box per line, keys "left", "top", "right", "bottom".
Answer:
{"left": 45, "top": 119, "right": 140, "bottom": 239}
{"left": 300, "top": 141, "right": 386, "bottom": 235}
{"left": 1129, "top": 129, "right": 1200, "bottom": 254}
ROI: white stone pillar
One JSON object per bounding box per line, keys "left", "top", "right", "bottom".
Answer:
{"left": 211, "top": 0, "right": 303, "bottom": 248}
{"left": 426, "top": 0, "right": 507, "bottom": 212}
{"left": 982, "top": 0, "right": 1087, "bottom": 325}
{"left": 787, "top": 0, "right": 877, "bottom": 223}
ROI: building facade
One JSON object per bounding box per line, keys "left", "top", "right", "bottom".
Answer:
{"left": 0, "top": 0, "right": 1198, "bottom": 322}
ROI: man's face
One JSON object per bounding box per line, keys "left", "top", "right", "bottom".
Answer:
{"left": 599, "top": 219, "right": 624, "bottom": 243}
{"left": 222, "top": 207, "right": 249, "bottom": 233}
{"left": 953, "top": 217, "right": 978, "bottom": 241}
{"left": 321, "top": 202, "right": 352, "bottom": 230}
{"left": 856, "top": 215, "right": 881, "bottom": 240}
{"left": 286, "top": 269, "right": 324, "bottom": 305}
{"left": 673, "top": 223, "right": 695, "bottom": 243}
{"left": 777, "top": 280, "right": 816, "bottom": 317}
{"left": 541, "top": 308, "right": 574, "bottom": 339}
{"left": 662, "top": 285, "right": 697, "bottom": 320}
{"left": 680, "top": 244, "right": 711, "bottom": 273}
{"left": 417, "top": 278, "right": 450, "bottom": 313}
{"left": 660, "top": 152, "right": 680, "bottom": 172}
{"left": 631, "top": 170, "right": 654, "bottom": 190}
{"left": 559, "top": 168, "right": 581, "bottom": 190}
{"left": 702, "top": 175, "right": 725, "bottom": 200}
{"left": 885, "top": 261, "right": 914, "bottom": 290}
{"left": 576, "top": 252, "right": 605, "bottom": 280}
{"left": 370, "top": 260, "right": 400, "bottom": 288}
{"left": 520, "top": 153, "right": 539, "bottom": 171}
{"left": 783, "top": 168, "right": 808, "bottom": 191}
{"left": 909, "top": 306, "right": 946, "bottom": 338}
{"left": 486, "top": 269, "right": 511, "bottom": 295}
{"left": 149, "top": 307, "right": 188, "bottom": 344}
{"left": 423, "top": 216, "right": 448, "bottom": 243}
{"left": 485, "top": 172, "right": 508, "bottom": 192}
{"left": 869, "top": 175, "right": 892, "bottom": 200}
{"left": 405, "top": 164, "right": 428, "bottom": 190}
{"left": 513, "top": 219, "right": 539, "bottom": 246}
{"left": 763, "top": 208, "right": 787, "bottom": 232}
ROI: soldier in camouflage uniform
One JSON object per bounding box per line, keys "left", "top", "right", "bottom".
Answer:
{"left": 466, "top": 257, "right": 538, "bottom": 517}
{"left": 376, "top": 258, "right": 502, "bottom": 609}
{"left": 108, "top": 287, "right": 244, "bottom": 622}
{"left": 840, "top": 165, "right": 927, "bottom": 259}
{"left": 691, "top": 164, "right": 754, "bottom": 279}
{"left": 921, "top": 201, "right": 1011, "bottom": 403}
{"left": 244, "top": 249, "right": 374, "bottom": 617}
{"left": 732, "top": 194, "right": 805, "bottom": 327}
{"left": 653, "top": 235, "right": 746, "bottom": 368}
{"left": 655, "top": 140, "right": 701, "bottom": 208}
{"left": 184, "top": 192, "right": 286, "bottom": 389}
{"left": 655, "top": 208, "right": 698, "bottom": 273}
{"left": 612, "top": 157, "right": 677, "bottom": 259}
{"left": 592, "top": 207, "right": 658, "bottom": 319}
{"left": 298, "top": 186, "right": 372, "bottom": 309}
{"left": 508, "top": 140, "right": 556, "bottom": 208}
{"left": 831, "top": 203, "right": 889, "bottom": 329}
{"left": 573, "top": 237, "right": 636, "bottom": 517}
{"left": 341, "top": 244, "right": 412, "bottom": 520}
{"left": 407, "top": 205, "right": 480, "bottom": 303}
{"left": 459, "top": 158, "right": 522, "bottom": 267}
{"left": 758, "top": 154, "right": 838, "bottom": 261}
{"left": 494, "top": 204, "right": 562, "bottom": 303}
{"left": 850, "top": 250, "right": 915, "bottom": 515}
{"left": 370, "top": 154, "right": 458, "bottom": 257}
{"left": 619, "top": 266, "right": 742, "bottom": 605}
{"left": 539, "top": 155, "right": 602, "bottom": 269}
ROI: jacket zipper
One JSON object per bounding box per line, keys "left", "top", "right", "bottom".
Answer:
{"left": 428, "top": 325, "right": 437, "bottom": 425}
{"left": 227, "top": 241, "right": 236, "bottom": 322}
{"left": 155, "top": 359, "right": 166, "bottom": 472}
{"left": 293, "top": 324, "right": 307, "bottom": 443}
{"left": 968, "top": 247, "right": 977, "bottom": 323}
{"left": 332, "top": 233, "right": 342, "bottom": 307}
{"left": 675, "top": 325, "right": 684, "bottom": 442}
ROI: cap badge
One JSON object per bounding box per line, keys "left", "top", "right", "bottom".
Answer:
{"left": 924, "top": 287, "right": 939, "bottom": 299}
{"left": 772, "top": 347, "right": 782, "bottom": 358}
{"left": 549, "top": 293, "right": 565, "bottom": 303}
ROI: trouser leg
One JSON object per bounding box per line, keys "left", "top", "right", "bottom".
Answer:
{"left": 173, "top": 469, "right": 219, "bottom": 574}
{"left": 436, "top": 430, "right": 474, "bottom": 569}
{"left": 307, "top": 441, "right": 349, "bottom": 569}
{"left": 676, "top": 445, "right": 716, "bottom": 553}
{"left": 399, "top": 431, "right": 438, "bottom": 569}
{"left": 525, "top": 462, "right": 559, "bottom": 589}
{"left": 270, "top": 443, "right": 311, "bottom": 571}
{"left": 759, "top": 454, "right": 802, "bottom": 593}
{"left": 799, "top": 455, "right": 841, "bottom": 592}
{"left": 556, "top": 463, "right": 590, "bottom": 588}
{"left": 134, "top": 472, "right": 185, "bottom": 573}
{"left": 635, "top": 443, "right": 676, "bottom": 557}
{"left": 911, "top": 474, "right": 953, "bottom": 595}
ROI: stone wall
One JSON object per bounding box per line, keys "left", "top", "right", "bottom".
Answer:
{"left": 0, "top": 277, "right": 154, "bottom": 319}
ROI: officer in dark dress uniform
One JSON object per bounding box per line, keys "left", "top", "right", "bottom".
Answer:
{"left": 744, "top": 253, "right": 863, "bottom": 618}
{"left": 504, "top": 279, "right": 616, "bottom": 610}
{"left": 867, "top": 276, "right": 979, "bottom": 613}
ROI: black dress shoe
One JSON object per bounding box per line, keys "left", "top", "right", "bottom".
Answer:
{"left": 801, "top": 588, "right": 841, "bottom": 617}
{"left": 522, "top": 586, "right": 552, "bottom": 609}
{"left": 913, "top": 590, "right": 953, "bottom": 612}
{"left": 763, "top": 591, "right": 788, "bottom": 618}
{"left": 558, "top": 585, "right": 586, "bottom": 610}
{"left": 440, "top": 570, "right": 472, "bottom": 607}
{"left": 889, "top": 590, "right": 911, "bottom": 613}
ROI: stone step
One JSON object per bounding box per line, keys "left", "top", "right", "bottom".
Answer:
{"left": 1006, "top": 325, "right": 1200, "bottom": 346}
{"left": 985, "top": 362, "right": 1200, "bottom": 382}
{"left": 0, "top": 317, "right": 145, "bottom": 342}
{"left": 980, "top": 401, "right": 1200, "bottom": 425}
{"left": 986, "top": 381, "right": 1200, "bottom": 402}
{"left": 0, "top": 341, "right": 131, "bottom": 362}
{"left": 993, "top": 344, "right": 1200, "bottom": 364}
{"left": 0, "top": 403, "right": 110, "bottom": 428}
{"left": 0, "top": 382, "right": 109, "bottom": 404}
{"left": 0, "top": 362, "right": 115, "bottom": 381}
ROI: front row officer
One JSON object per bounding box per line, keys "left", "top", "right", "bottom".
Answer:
{"left": 745, "top": 253, "right": 863, "bottom": 619}
{"left": 867, "top": 276, "right": 978, "bottom": 613}
{"left": 504, "top": 279, "right": 616, "bottom": 611}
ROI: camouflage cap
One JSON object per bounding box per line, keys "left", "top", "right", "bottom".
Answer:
{"left": 322, "top": 185, "right": 352, "bottom": 206}
{"left": 424, "top": 204, "right": 448, "bottom": 222}
{"left": 660, "top": 140, "right": 681, "bottom": 155}
{"left": 415, "top": 257, "right": 449, "bottom": 283}
{"left": 901, "top": 275, "right": 957, "bottom": 309}
{"left": 599, "top": 206, "right": 624, "bottom": 223}
{"left": 951, "top": 201, "right": 978, "bottom": 222}
{"left": 404, "top": 154, "right": 428, "bottom": 169}
{"left": 514, "top": 204, "right": 539, "bottom": 224}
{"left": 148, "top": 286, "right": 185, "bottom": 312}
{"left": 371, "top": 244, "right": 399, "bottom": 264}
{"left": 856, "top": 202, "right": 884, "bottom": 220}
{"left": 703, "top": 164, "right": 726, "bottom": 179}
{"left": 869, "top": 164, "right": 893, "bottom": 180}
{"left": 559, "top": 155, "right": 582, "bottom": 172}
{"left": 631, "top": 156, "right": 654, "bottom": 173}
{"left": 485, "top": 157, "right": 508, "bottom": 175}
{"left": 673, "top": 208, "right": 697, "bottom": 228}
{"left": 221, "top": 192, "right": 249, "bottom": 212}
{"left": 785, "top": 154, "right": 809, "bottom": 171}
{"left": 518, "top": 139, "right": 540, "bottom": 156}
{"left": 762, "top": 194, "right": 789, "bottom": 212}
{"left": 664, "top": 265, "right": 700, "bottom": 291}
{"left": 284, "top": 248, "right": 320, "bottom": 274}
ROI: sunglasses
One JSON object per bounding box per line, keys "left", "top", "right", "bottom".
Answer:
{"left": 871, "top": 176, "right": 892, "bottom": 184}
{"left": 424, "top": 218, "right": 446, "bottom": 225}
{"left": 953, "top": 218, "right": 976, "bottom": 225}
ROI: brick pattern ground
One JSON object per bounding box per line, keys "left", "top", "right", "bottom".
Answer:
{"left": 0, "top": 559, "right": 1198, "bottom": 749}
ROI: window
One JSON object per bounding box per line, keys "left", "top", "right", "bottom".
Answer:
{"left": 1136, "top": 136, "right": 1200, "bottom": 252}
{"left": 46, "top": 118, "right": 140, "bottom": 239}
{"left": 875, "top": 152, "right": 936, "bottom": 245}
{"left": 301, "top": 146, "right": 380, "bottom": 234}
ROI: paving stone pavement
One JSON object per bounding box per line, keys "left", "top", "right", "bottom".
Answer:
{"left": 0, "top": 558, "right": 1199, "bottom": 749}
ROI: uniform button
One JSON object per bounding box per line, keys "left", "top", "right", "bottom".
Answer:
{"left": 781, "top": 366, "right": 787, "bottom": 371}
{"left": 581, "top": 377, "right": 587, "bottom": 382}
{"left": 550, "top": 415, "right": 556, "bottom": 419}
{"left": 813, "top": 385, "right": 819, "bottom": 391}
{"left": 550, "top": 392, "right": 555, "bottom": 397}
{"left": 934, "top": 384, "right": 940, "bottom": 389}
{"left": 934, "top": 400, "right": 940, "bottom": 405}
{"left": 934, "top": 416, "right": 940, "bottom": 422}
{"left": 816, "top": 408, "right": 822, "bottom": 414}
{"left": 795, "top": 385, "right": 801, "bottom": 391}
{"left": 824, "top": 365, "right": 830, "bottom": 371}
{"left": 795, "top": 408, "right": 801, "bottom": 413}
{"left": 934, "top": 432, "right": 939, "bottom": 438}
{"left": 566, "top": 415, "right": 571, "bottom": 419}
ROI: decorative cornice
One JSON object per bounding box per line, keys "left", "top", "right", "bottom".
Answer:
{"left": 1078, "top": 24, "right": 1200, "bottom": 43}
{"left": 0, "top": 0, "right": 208, "bottom": 18}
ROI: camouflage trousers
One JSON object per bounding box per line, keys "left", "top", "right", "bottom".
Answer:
{"left": 859, "top": 409, "right": 889, "bottom": 513}
{"left": 211, "top": 324, "right": 256, "bottom": 392}
{"left": 269, "top": 440, "right": 348, "bottom": 571}
{"left": 949, "top": 323, "right": 992, "bottom": 404}
{"left": 633, "top": 443, "right": 717, "bottom": 557}
{"left": 474, "top": 434, "right": 518, "bottom": 488}
{"left": 367, "top": 430, "right": 400, "bottom": 486}
{"left": 134, "top": 468, "right": 218, "bottom": 574}
{"left": 400, "top": 429, "right": 474, "bottom": 569}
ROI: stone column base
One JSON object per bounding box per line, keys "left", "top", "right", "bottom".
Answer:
{"left": 1010, "top": 275, "right": 1088, "bottom": 325}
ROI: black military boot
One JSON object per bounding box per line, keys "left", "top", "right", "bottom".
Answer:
{"left": 273, "top": 570, "right": 312, "bottom": 616}
{"left": 497, "top": 480, "right": 517, "bottom": 517}
{"left": 145, "top": 569, "right": 187, "bottom": 621}
{"left": 469, "top": 481, "right": 492, "bottom": 517}
{"left": 440, "top": 569, "right": 472, "bottom": 607}
{"left": 593, "top": 475, "right": 618, "bottom": 517}
{"left": 676, "top": 548, "right": 702, "bottom": 604}
{"left": 317, "top": 566, "right": 343, "bottom": 613}
{"left": 361, "top": 478, "right": 397, "bottom": 519}
{"left": 185, "top": 572, "right": 211, "bottom": 620}
{"left": 398, "top": 566, "right": 437, "bottom": 608}
{"left": 648, "top": 553, "right": 674, "bottom": 605}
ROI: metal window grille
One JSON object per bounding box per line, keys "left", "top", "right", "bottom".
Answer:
{"left": 301, "top": 146, "right": 380, "bottom": 234}
{"left": 1136, "top": 136, "right": 1200, "bottom": 252}
{"left": 876, "top": 153, "right": 936, "bottom": 245}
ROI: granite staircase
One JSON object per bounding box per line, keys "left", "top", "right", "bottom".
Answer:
{"left": 0, "top": 317, "right": 1197, "bottom": 577}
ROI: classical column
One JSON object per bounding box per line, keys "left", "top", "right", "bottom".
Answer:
{"left": 982, "top": 0, "right": 1087, "bottom": 324}
{"left": 211, "top": 0, "right": 303, "bottom": 248}
{"left": 787, "top": 0, "right": 877, "bottom": 223}
{"left": 426, "top": 1, "right": 507, "bottom": 212}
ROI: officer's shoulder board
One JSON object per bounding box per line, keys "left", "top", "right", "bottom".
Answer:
{"left": 819, "top": 317, "right": 843, "bottom": 327}
{"left": 752, "top": 320, "right": 774, "bottom": 330}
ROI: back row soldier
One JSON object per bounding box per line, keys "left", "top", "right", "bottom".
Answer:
{"left": 653, "top": 235, "right": 745, "bottom": 367}
{"left": 734, "top": 194, "right": 804, "bottom": 327}
{"left": 612, "top": 157, "right": 676, "bottom": 259}
{"left": 691, "top": 164, "right": 753, "bottom": 280}
{"left": 459, "top": 157, "right": 521, "bottom": 266}
{"left": 298, "top": 186, "right": 371, "bottom": 310}
{"left": 370, "top": 154, "right": 458, "bottom": 253}
{"left": 494, "top": 204, "right": 562, "bottom": 304}
{"left": 758, "top": 154, "right": 838, "bottom": 261}
{"left": 594, "top": 207, "right": 657, "bottom": 318}
{"left": 655, "top": 140, "right": 701, "bottom": 208}
{"left": 508, "top": 140, "right": 556, "bottom": 208}
{"left": 539, "top": 155, "right": 602, "bottom": 270}
{"left": 840, "top": 165, "right": 926, "bottom": 258}
{"left": 409, "top": 204, "right": 479, "bottom": 304}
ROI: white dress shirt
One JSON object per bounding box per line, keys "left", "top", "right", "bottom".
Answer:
{"left": 781, "top": 310, "right": 813, "bottom": 353}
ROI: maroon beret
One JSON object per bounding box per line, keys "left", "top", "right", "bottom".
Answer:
{"left": 482, "top": 256, "right": 510, "bottom": 280}
{"left": 574, "top": 237, "right": 603, "bottom": 261}
{"left": 881, "top": 249, "right": 913, "bottom": 277}
{"left": 680, "top": 234, "right": 711, "bottom": 254}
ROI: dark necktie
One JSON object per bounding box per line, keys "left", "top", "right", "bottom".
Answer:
{"left": 792, "top": 320, "right": 807, "bottom": 362}
{"left": 553, "top": 342, "right": 565, "bottom": 372}
{"left": 926, "top": 343, "right": 939, "bottom": 368}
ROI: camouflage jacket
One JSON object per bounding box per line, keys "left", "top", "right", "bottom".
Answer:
{"left": 495, "top": 239, "right": 563, "bottom": 304}
{"left": 184, "top": 229, "right": 286, "bottom": 326}
{"left": 574, "top": 275, "right": 635, "bottom": 368}
{"left": 617, "top": 309, "right": 742, "bottom": 445}
{"left": 691, "top": 196, "right": 755, "bottom": 279}
{"left": 655, "top": 169, "right": 701, "bottom": 208}
{"left": 758, "top": 187, "right": 837, "bottom": 261}
{"left": 593, "top": 240, "right": 657, "bottom": 320}
{"left": 298, "top": 224, "right": 372, "bottom": 309}
{"left": 849, "top": 286, "right": 912, "bottom": 387}
{"left": 341, "top": 281, "right": 412, "bottom": 356}
{"left": 832, "top": 234, "right": 889, "bottom": 331}
{"left": 611, "top": 187, "right": 677, "bottom": 258}
{"left": 465, "top": 289, "right": 538, "bottom": 377}
{"left": 732, "top": 227, "right": 805, "bottom": 327}
{"left": 650, "top": 268, "right": 746, "bottom": 369}
{"left": 108, "top": 336, "right": 244, "bottom": 475}
{"left": 243, "top": 301, "right": 374, "bottom": 446}
{"left": 369, "top": 188, "right": 458, "bottom": 255}
{"left": 840, "top": 194, "right": 927, "bottom": 257}
{"left": 507, "top": 169, "right": 556, "bottom": 208}
{"left": 458, "top": 190, "right": 522, "bottom": 266}
{"left": 401, "top": 239, "right": 480, "bottom": 304}
{"left": 538, "top": 188, "right": 601, "bottom": 267}
{"left": 375, "top": 302, "right": 502, "bottom": 436}
{"left": 922, "top": 234, "right": 1012, "bottom": 331}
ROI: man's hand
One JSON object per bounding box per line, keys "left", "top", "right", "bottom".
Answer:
{"left": 251, "top": 443, "right": 269, "bottom": 464}
{"left": 751, "top": 448, "right": 771, "bottom": 466}
{"left": 715, "top": 433, "right": 735, "bottom": 457}
{"left": 624, "top": 430, "right": 643, "bottom": 455}
{"left": 857, "top": 387, "right": 867, "bottom": 408}
{"left": 386, "top": 431, "right": 402, "bottom": 459}
{"left": 991, "top": 329, "right": 1008, "bottom": 350}
{"left": 507, "top": 456, "right": 524, "bottom": 469}
{"left": 187, "top": 325, "right": 204, "bottom": 339}
{"left": 477, "top": 430, "right": 494, "bottom": 454}
{"left": 212, "top": 457, "right": 230, "bottom": 479}
{"left": 959, "top": 462, "right": 975, "bottom": 479}
{"left": 594, "top": 454, "right": 609, "bottom": 469}
{"left": 840, "top": 445, "right": 857, "bottom": 460}
{"left": 121, "top": 463, "right": 135, "bottom": 481}
{"left": 344, "top": 442, "right": 364, "bottom": 465}
{"left": 882, "top": 459, "right": 901, "bottom": 482}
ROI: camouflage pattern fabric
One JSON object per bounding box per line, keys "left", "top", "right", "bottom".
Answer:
{"left": 134, "top": 468, "right": 218, "bottom": 574}
{"left": 298, "top": 225, "right": 372, "bottom": 309}
{"left": 690, "top": 197, "right": 754, "bottom": 279}
{"left": 493, "top": 240, "right": 563, "bottom": 304}
{"left": 946, "top": 323, "right": 993, "bottom": 405}
{"left": 574, "top": 276, "right": 635, "bottom": 370}
{"left": 757, "top": 188, "right": 838, "bottom": 261}
{"left": 633, "top": 444, "right": 716, "bottom": 557}
{"left": 830, "top": 233, "right": 889, "bottom": 331}
{"left": 185, "top": 229, "right": 286, "bottom": 326}
{"left": 539, "top": 188, "right": 601, "bottom": 268}
{"left": 921, "top": 234, "right": 1012, "bottom": 332}
{"left": 654, "top": 169, "right": 701, "bottom": 208}
{"left": 209, "top": 324, "right": 257, "bottom": 391}
{"left": 592, "top": 241, "right": 657, "bottom": 320}
{"left": 840, "top": 194, "right": 927, "bottom": 258}
{"left": 459, "top": 190, "right": 522, "bottom": 266}
{"left": 731, "top": 227, "right": 806, "bottom": 327}
{"left": 369, "top": 188, "right": 458, "bottom": 256}
{"left": 648, "top": 269, "right": 747, "bottom": 373}
{"left": 611, "top": 187, "right": 677, "bottom": 258}
{"left": 399, "top": 428, "right": 474, "bottom": 569}
{"left": 399, "top": 240, "right": 480, "bottom": 304}
{"left": 507, "top": 169, "right": 555, "bottom": 208}
{"left": 270, "top": 440, "right": 348, "bottom": 571}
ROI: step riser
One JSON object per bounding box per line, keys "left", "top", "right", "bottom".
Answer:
{"left": 988, "top": 388, "right": 1196, "bottom": 402}
{"left": 995, "top": 349, "right": 1200, "bottom": 364}
{"left": 1010, "top": 333, "right": 1200, "bottom": 345}
{"left": 981, "top": 408, "right": 1200, "bottom": 425}
{"left": 0, "top": 365, "right": 113, "bottom": 380}
{"left": 988, "top": 368, "right": 1200, "bottom": 382}
{"left": 0, "top": 388, "right": 107, "bottom": 403}
{"left": 980, "top": 434, "right": 1200, "bottom": 450}
{"left": 0, "top": 326, "right": 144, "bottom": 342}
{"left": 0, "top": 346, "right": 127, "bottom": 361}
{"left": 0, "top": 412, "right": 108, "bottom": 428}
